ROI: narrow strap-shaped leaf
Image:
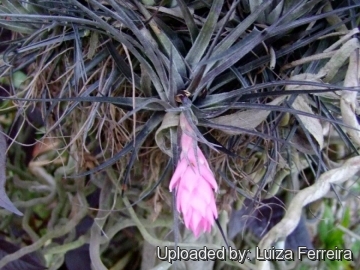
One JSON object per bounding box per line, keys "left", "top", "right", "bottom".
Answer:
{"left": 117, "top": 97, "right": 173, "bottom": 127}
{"left": 0, "top": 13, "right": 99, "bottom": 28}
{"left": 14, "top": 30, "right": 89, "bottom": 54}
{"left": 185, "top": 0, "right": 224, "bottom": 67}
{"left": 202, "top": 101, "right": 351, "bottom": 128}
{"left": 212, "top": 0, "right": 272, "bottom": 56}
{"left": 155, "top": 48, "right": 185, "bottom": 92}
{"left": 2, "top": 0, "right": 31, "bottom": 14}
{"left": 200, "top": 119, "right": 288, "bottom": 144}
{"left": 167, "top": 47, "right": 176, "bottom": 106}
{"left": 190, "top": 0, "right": 240, "bottom": 99}
{"left": 134, "top": 1, "right": 187, "bottom": 78}
{"left": 177, "top": 0, "right": 199, "bottom": 43}
{"left": 214, "top": 217, "right": 229, "bottom": 248}
{"left": 170, "top": 127, "right": 181, "bottom": 247}
{"left": 198, "top": 28, "right": 266, "bottom": 89}
{"left": 105, "top": 38, "right": 141, "bottom": 89}
{"left": 199, "top": 127, "right": 237, "bottom": 157}
{"left": 0, "top": 21, "right": 35, "bottom": 34}
{"left": 197, "top": 80, "right": 359, "bottom": 108}
{"left": 0, "top": 96, "right": 171, "bottom": 111}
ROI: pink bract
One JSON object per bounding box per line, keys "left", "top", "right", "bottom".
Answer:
{"left": 169, "top": 113, "right": 218, "bottom": 237}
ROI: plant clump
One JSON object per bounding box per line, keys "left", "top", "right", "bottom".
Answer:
{"left": 0, "top": 1, "right": 359, "bottom": 269}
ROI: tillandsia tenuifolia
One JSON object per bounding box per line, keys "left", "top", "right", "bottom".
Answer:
{"left": 1, "top": 0, "right": 360, "bottom": 269}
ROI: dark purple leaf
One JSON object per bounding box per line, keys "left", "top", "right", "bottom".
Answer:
{"left": 64, "top": 244, "right": 91, "bottom": 270}
{"left": 228, "top": 197, "right": 314, "bottom": 250}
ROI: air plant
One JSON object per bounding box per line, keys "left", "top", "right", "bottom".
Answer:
{"left": 0, "top": 1, "right": 360, "bottom": 270}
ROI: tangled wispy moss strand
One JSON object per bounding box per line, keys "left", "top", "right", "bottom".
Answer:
{"left": 257, "top": 156, "right": 360, "bottom": 270}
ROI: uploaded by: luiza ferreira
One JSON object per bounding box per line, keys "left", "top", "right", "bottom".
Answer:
{"left": 156, "top": 246, "right": 353, "bottom": 264}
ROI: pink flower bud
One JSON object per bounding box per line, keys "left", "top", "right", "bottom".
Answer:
{"left": 169, "top": 113, "right": 218, "bottom": 237}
